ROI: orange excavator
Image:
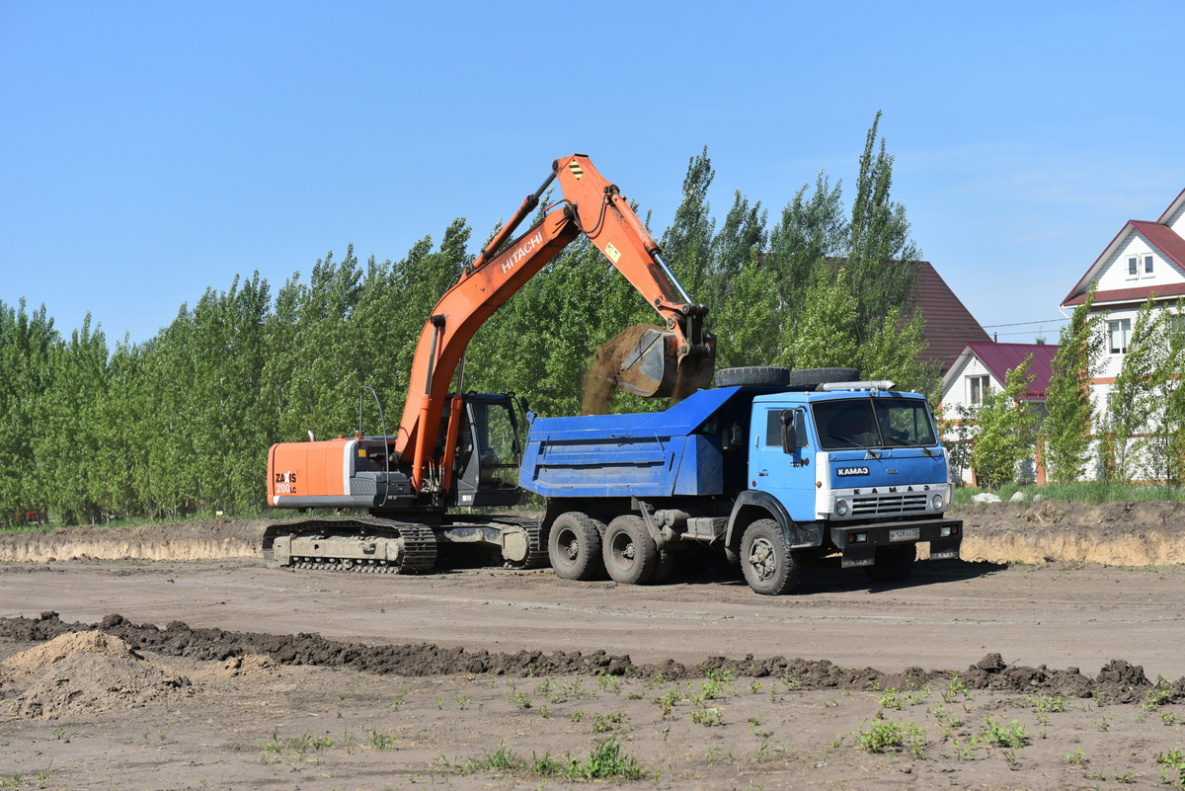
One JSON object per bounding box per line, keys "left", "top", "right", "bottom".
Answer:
{"left": 263, "top": 155, "right": 716, "bottom": 573}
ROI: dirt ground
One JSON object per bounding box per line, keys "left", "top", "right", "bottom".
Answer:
{"left": 1, "top": 500, "right": 1185, "bottom": 790}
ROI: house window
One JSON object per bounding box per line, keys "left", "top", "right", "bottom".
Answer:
{"left": 1128, "top": 257, "right": 1138, "bottom": 277}
{"left": 1109, "top": 318, "right": 1131, "bottom": 354}
{"left": 1145, "top": 255, "right": 1154, "bottom": 275}
{"left": 967, "top": 375, "right": 991, "bottom": 405}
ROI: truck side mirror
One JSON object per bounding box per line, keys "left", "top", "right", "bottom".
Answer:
{"left": 780, "top": 410, "right": 803, "bottom": 454}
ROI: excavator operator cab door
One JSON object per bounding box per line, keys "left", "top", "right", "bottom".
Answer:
{"left": 452, "top": 393, "right": 524, "bottom": 508}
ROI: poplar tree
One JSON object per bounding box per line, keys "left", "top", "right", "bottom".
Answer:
{"left": 1100, "top": 299, "right": 1167, "bottom": 482}
{"left": 1042, "top": 288, "right": 1103, "bottom": 483}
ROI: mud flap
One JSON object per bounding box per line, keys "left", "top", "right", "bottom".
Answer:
{"left": 928, "top": 539, "right": 961, "bottom": 560}
{"left": 841, "top": 545, "right": 876, "bottom": 568}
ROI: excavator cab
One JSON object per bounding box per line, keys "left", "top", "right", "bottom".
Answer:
{"left": 444, "top": 393, "right": 524, "bottom": 508}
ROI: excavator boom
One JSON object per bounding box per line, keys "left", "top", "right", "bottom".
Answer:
{"left": 396, "top": 155, "right": 715, "bottom": 491}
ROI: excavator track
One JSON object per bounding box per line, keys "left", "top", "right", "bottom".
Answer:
{"left": 498, "top": 516, "right": 547, "bottom": 569}
{"left": 262, "top": 516, "right": 438, "bottom": 575}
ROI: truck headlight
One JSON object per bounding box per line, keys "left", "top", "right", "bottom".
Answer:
{"left": 835, "top": 499, "right": 849, "bottom": 517}
{"left": 930, "top": 493, "right": 944, "bottom": 511}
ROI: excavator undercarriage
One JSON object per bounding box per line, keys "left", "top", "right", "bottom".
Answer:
{"left": 261, "top": 513, "right": 547, "bottom": 574}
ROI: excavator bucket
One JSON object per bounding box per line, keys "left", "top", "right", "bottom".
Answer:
{"left": 585, "top": 324, "right": 716, "bottom": 409}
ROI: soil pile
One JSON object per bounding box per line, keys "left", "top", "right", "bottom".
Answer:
{"left": 581, "top": 323, "right": 664, "bottom": 415}
{"left": 0, "top": 626, "right": 192, "bottom": 719}
{"left": 2, "top": 613, "right": 1181, "bottom": 706}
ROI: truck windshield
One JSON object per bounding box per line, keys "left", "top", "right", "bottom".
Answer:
{"left": 813, "top": 397, "right": 937, "bottom": 450}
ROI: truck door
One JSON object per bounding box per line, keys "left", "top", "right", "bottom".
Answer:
{"left": 748, "top": 404, "right": 816, "bottom": 522}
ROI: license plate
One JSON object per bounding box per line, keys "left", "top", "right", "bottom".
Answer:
{"left": 889, "top": 527, "right": 920, "bottom": 542}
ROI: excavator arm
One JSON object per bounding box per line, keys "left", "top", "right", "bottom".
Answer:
{"left": 397, "top": 154, "right": 715, "bottom": 492}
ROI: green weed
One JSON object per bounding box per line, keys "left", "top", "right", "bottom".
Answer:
{"left": 1155, "top": 747, "right": 1185, "bottom": 787}
{"left": 853, "top": 719, "right": 926, "bottom": 755}
{"left": 979, "top": 717, "right": 1030, "bottom": 749}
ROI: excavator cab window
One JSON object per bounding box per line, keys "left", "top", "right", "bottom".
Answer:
{"left": 453, "top": 393, "right": 522, "bottom": 507}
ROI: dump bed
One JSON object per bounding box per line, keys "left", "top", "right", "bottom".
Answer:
{"left": 519, "top": 387, "right": 752, "bottom": 499}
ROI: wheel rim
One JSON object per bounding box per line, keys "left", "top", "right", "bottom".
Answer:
{"left": 555, "top": 527, "right": 580, "bottom": 568}
{"left": 609, "top": 531, "right": 636, "bottom": 572}
{"left": 747, "top": 537, "right": 776, "bottom": 582}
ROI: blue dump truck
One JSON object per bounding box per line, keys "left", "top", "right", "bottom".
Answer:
{"left": 520, "top": 367, "right": 962, "bottom": 595}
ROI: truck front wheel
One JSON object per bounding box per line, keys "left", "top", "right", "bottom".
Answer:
{"left": 548, "top": 512, "right": 605, "bottom": 581}
{"left": 740, "top": 519, "right": 800, "bottom": 595}
{"left": 603, "top": 515, "right": 657, "bottom": 585}
{"left": 864, "top": 543, "right": 916, "bottom": 583}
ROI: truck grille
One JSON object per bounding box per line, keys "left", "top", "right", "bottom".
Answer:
{"left": 851, "top": 491, "right": 929, "bottom": 516}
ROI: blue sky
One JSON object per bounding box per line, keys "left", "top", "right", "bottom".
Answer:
{"left": 3, "top": 1, "right": 1182, "bottom": 349}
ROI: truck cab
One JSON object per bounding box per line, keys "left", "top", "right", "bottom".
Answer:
{"left": 742, "top": 385, "right": 960, "bottom": 584}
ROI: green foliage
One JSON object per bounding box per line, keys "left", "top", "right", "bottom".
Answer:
{"left": 1042, "top": 288, "right": 1103, "bottom": 483}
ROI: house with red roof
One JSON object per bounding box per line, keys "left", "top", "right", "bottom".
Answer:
{"left": 1062, "top": 187, "right": 1185, "bottom": 387}
{"left": 1059, "top": 188, "right": 1185, "bottom": 479}
{"left": 940, "top": 342, "right": 1058, "bottom": 484}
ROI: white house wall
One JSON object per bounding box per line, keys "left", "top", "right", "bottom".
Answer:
{"left": 939, "top": 353, "right": 1012, "bottom": 486}
{"left": 1094, "top": 230, "right": 1185, "bottom": 292}
{"left": 1166, "top": 202, "right": 1185, "bottom": 236}
{"left": 940, "top": 355, "right": 1002, "bottom": 412}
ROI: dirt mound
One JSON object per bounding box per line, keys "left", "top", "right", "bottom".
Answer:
{"left": 953, "top": 499, "right": 1185, "bottom": 565}
{"left": 217, "top": 653, "right": 279, "bottom": 678}
{"left": 0, "top": 629, "right": 138, "bottom": 683}
{"left": 0, "top": 518, "right": 264, "bottom": 563}
{"left": 0, "top": 626, "right": 193, "bottom": 719}
{"left": 2, "top": 613, "right": 1180, "bottom": 706}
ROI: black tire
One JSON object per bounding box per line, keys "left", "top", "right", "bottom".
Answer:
{"left": 548, "top": 512, "right": 604, "bottom": 581}
{"left": 740, "top": 519, "right": 800, "bottom": 595}
{"left": 714, "top": 366, "right": 790, "bottom": 387}
{"left": 864, "top": 543, "right": 917, "bottom": 583}
{"left": 649, "top": 549, "right": 676, "bottom": 585}
{"left": 784, "top": 367, "right": 860, "bottom": 388}
{"left": 602, "top": 515, "right": 657, "bottom": 585}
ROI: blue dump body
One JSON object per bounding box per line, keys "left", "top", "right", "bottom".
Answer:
{"left": 520, "top": 387, "right": 747, "bottom": 499}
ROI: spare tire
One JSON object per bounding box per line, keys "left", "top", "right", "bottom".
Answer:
{"left": 784, "top": 367, "right": 860, "bottom": 388}
{"left": 714, "top": 366, "right": 791, "bottom": 387}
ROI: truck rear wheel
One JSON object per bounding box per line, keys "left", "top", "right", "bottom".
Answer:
{"left": 740, "top": 519, "right": 800, "bottom": 595}
{"left": 603, "top": 515, "right": 657, "bottom": 585}
{"left": 548, "top": 512, "right": 605, "bottom": 581}
{"left": 864, "top": 543, "right": 916, "bottom": 583}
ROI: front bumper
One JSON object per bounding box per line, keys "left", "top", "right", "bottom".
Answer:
{"left": 829, "top": 518, "right": 963, "bottom": 568}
